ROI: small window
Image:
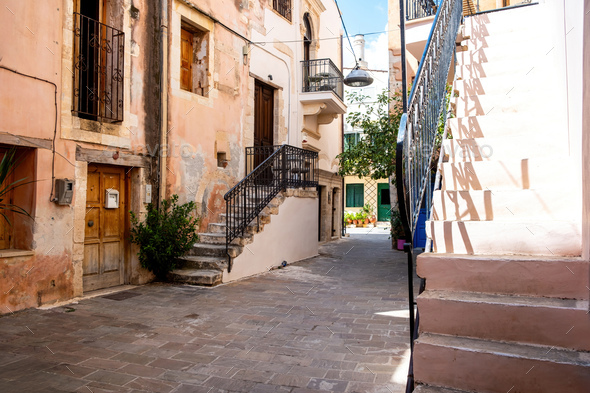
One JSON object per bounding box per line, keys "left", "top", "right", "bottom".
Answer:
{"left": 344, "top": 133, "right": 362, "bottom": 151}
{"left": 346, "top": 184, "right": 364, "bottom": 208}
{"left": 180, "top": 22, "right": 209, "bottom": 96}
{"left": 273, "top": 0, "right": 292, "bottom": 21}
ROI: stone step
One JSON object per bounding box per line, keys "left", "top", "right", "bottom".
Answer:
{"left": 442, "top": 136, "right": 569, "bottom": 163}
{"left": 414, "top": 333, "right": 590, "bottom": 393}
{"left": 426, "top": 220, "right": 581, "bottom": 256}
{"left": 418, "top": 290, "right": 590, "bottom": 351}
{"left": 455, "top": 54, "right": 552, "bottom": 80}
{"left": 187, "top": 243, "right": 242, "bottom": 258}
{"left": 440, "top": 157, "right": 576, "bottom": 191}
{"left": 414, "top": 385, "right": 473, "bottom": 393}
{"left": 417, "top": 253, "right": 589, "bottom": 300}
{"left": 447, "top": 113, "right": 562, "bottom": 139}
{"left": 455, "top": 41, "right": 553, "bottom": 67}
{"left": 167, "top": 269, "right": 223, "bottom": 286}
{"left": 199, "top": 232, "right": 252, "bottom": 246}
{"left": 431, "top": 189, "right": 579, "bottom": 222}
{"left": 463, "top": 10, "right": 542, "bottom": 38}
{"left": 208, "top": 222, "right": 263, "bottom": 235}
{"left": 220, "top": 212, "right": 271, "bottom": 225}
{"left": 175, "top": 255, "right": 228, "bottom": 271}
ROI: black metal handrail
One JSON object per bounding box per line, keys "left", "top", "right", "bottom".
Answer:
{"left": 73, "top": 12, "right": 125, "bottom": 122}
{"left": 224, "top": 145, "right": 318, "bottom": 271}
{"left": 302, "top": 58, "right": 344, "bottom": 100}
{"left": 396, "top": 0, "right": 462, "bottom": 391}
{"left": 406, "top": 0, "right": 438, "bottom": 20}
{"left": 245, "top": 145, "right": 281, "bottom": 175}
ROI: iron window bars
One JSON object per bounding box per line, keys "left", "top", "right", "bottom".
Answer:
{"left": 73, "top": 12, "right": 125, "bottom": 122}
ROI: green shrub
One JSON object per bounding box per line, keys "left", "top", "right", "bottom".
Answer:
{"left": 129, "top": 194, "right": 199, "bottom": 280}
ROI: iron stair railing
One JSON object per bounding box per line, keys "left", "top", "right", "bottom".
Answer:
{"left": 224, "top": 144, "right": 318, "bottom": 271}
{"left": 396, "top": 0, "right": 463, "bottom": 391}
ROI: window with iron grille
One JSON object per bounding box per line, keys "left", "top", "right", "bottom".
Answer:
{"left": 273, "top": 0, "right": 292, "bottom": 21}
{"left": 72, "top": 12, "right": 125, "bottom": 122}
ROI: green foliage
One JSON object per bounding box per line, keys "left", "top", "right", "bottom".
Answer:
{"left": 344, "top": 211, "right": 355, "bottom": 222}
{"left": 337, "top": 89, "right": 403, "bottom": 180}
{"left": 0, "top": 148, "right": 34, "bottom": 225}
{"left": 362, "top": 203, "right": 374, "bottom": 216}
{"left": 129, "top": 195, "right": 200, "bottom": 280}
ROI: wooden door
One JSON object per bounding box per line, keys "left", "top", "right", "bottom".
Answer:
{"left": 83, "top": 164, "right": 126, "bottom": 292}
{"left": 254, "top": 81, "right": 274, "bottom": 148}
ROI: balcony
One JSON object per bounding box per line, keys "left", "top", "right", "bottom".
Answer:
{"left": 72, "top": 13, "right": 125, "bottom": 122}
{"left": 300, "top": 58, "right": 346, "bottom": 119}
{"left": 406, "top": 0, "right": 437, "bottom": 21}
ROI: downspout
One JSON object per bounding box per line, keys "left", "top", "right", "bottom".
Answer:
{"left": 341, "top": 34, "right": 346, "bottom": 237}
{"left": 159, "top": 0, "right": 169, "bottom": 204}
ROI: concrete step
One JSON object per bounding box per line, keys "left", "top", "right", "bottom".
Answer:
{"left": 187, "top": 243, "right": 242, "bottom": 258}
{"left": 417, "top": 253, "right": 589, "bottom": 300}
{"left": 463, "top": 8, "right": 542, "bottom": 37}
{"left": 175, "top": 255, "right": 228, "bottom": 271}
{"left": 442, "top": 136, "right": 569, "bottom": 163}
{"left": 418, "top": 290, "right": 590, "bottom": 351}
{"left": 431, "top": 189, "right": 579, "bottom": 222}
{"left": 199, "top": 232, "right": 253, "bottom": 246}
{"left": 167, "top": 269, "right": 222, "bottom": 286}
{"left": 452, "top": 91, "right": 561, "bottom": 119}
{"left": 455, "top": 42, "right": 554, "bottom": 67}
{"left": 440, "top": 157, "right": 576, "bottom": 191}
{"left": 427, "top": 220, "right": 581, "bottom": 256}
{"left": 447, "top": 113, "right": 563, "bottom": 139}
{"left": 414, "top": 333, "right": 590, "bottom": 393}
{"left": 453, "top": 74, "right": 560, "bottom": 97}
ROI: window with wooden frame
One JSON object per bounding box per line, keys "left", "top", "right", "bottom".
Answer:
{"left": 273, "top": 0, "right": 292, "bottom": 21}
{"left": 180, "top": 22, "right": 210, "bottom": 96}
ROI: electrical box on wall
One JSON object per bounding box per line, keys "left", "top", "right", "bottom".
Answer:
{"left": 54, "top": 179, "right": 74, "bottom": 205}
{"left": 105, "top": 189, "right": 119, "bottom": 209}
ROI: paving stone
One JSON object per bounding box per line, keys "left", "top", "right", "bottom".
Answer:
{"left": 0, "top": 234, "right": 413, "bottom": 392}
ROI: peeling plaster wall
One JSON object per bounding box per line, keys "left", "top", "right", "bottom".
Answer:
{"left": 0, "top": 0, "right": 158, "bottom": 313}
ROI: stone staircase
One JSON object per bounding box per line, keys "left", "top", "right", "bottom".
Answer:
{"left": 414, "top": 4, "right": 590, "bottom": 393}
{"left": 168, "top": 192, "right": 286, "bottom": 286}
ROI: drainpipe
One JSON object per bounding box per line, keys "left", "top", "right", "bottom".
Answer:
{"left": 341, "top": 34, "right": 345, "bottom": 237}
{"left": 159, "top": 0, "right": 169, "bottom": 205}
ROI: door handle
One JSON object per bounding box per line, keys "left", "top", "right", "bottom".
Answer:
{"left": 88, "top": 220, "right": 94, "bottom": 227}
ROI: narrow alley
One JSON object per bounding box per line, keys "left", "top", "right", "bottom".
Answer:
{"left": 0, "top": 232, "right": 413, "bottom": 393}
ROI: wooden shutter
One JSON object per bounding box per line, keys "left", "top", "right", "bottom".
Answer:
{"left": 180, "top": 27, "right": 193, "bottom": 92}
{"left": 346, "top": 184, "right": 364, "bottom": 208}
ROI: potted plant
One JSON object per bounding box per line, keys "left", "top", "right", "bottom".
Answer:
{"left": 391, "top": 208, "right": 406, "bottom": 250}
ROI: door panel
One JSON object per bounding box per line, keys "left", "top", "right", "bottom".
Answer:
{"left": 377, "top": 183, "right": 391, "bottom": 222}
{"left": 83, "top": 165, "right": 126, "bottom": 292}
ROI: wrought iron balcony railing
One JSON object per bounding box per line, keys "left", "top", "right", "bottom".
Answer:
{"left": 406, "top": 0, "right": 438, "bottom": 20}
{"left": 72, "top": 13, "right": 125, "bottom": 122}
{"left": 224, "top": 145, "right": 318, "bottom": 271}
{"left": 302, "top": 58, "right": 344, "bottom": 100}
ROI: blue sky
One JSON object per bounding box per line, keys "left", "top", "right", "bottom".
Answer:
{"left": 336, "top": 0, "right": 388, "bottom": 37}
{"left": 336, "top": 0, "right": 389, "bottom": 71}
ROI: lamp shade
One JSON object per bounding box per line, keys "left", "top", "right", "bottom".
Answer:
{"left": 343, "top": 67, "right": 374, "bottom": 87}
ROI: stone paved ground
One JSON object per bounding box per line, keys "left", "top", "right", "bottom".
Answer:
{"left": 0, "top": 233, "right": 415, "bottom": 393}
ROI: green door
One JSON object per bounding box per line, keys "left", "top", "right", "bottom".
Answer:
{"left": 377, "top": 183, "right": 391, "bottom": 221}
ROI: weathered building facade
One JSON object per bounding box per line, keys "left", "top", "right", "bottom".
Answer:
{"left": 0, "top": 0, "right": 345, "bottom": 313}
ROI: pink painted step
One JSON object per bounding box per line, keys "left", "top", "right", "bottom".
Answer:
{"left": 414, "top": 333, "right": 590, "bottom": 393}
{"left": 416, "top": 253, "right": 589, "bottom": 300}
{"left": 418, "top": 290, "right": 590, "bottom": 351}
